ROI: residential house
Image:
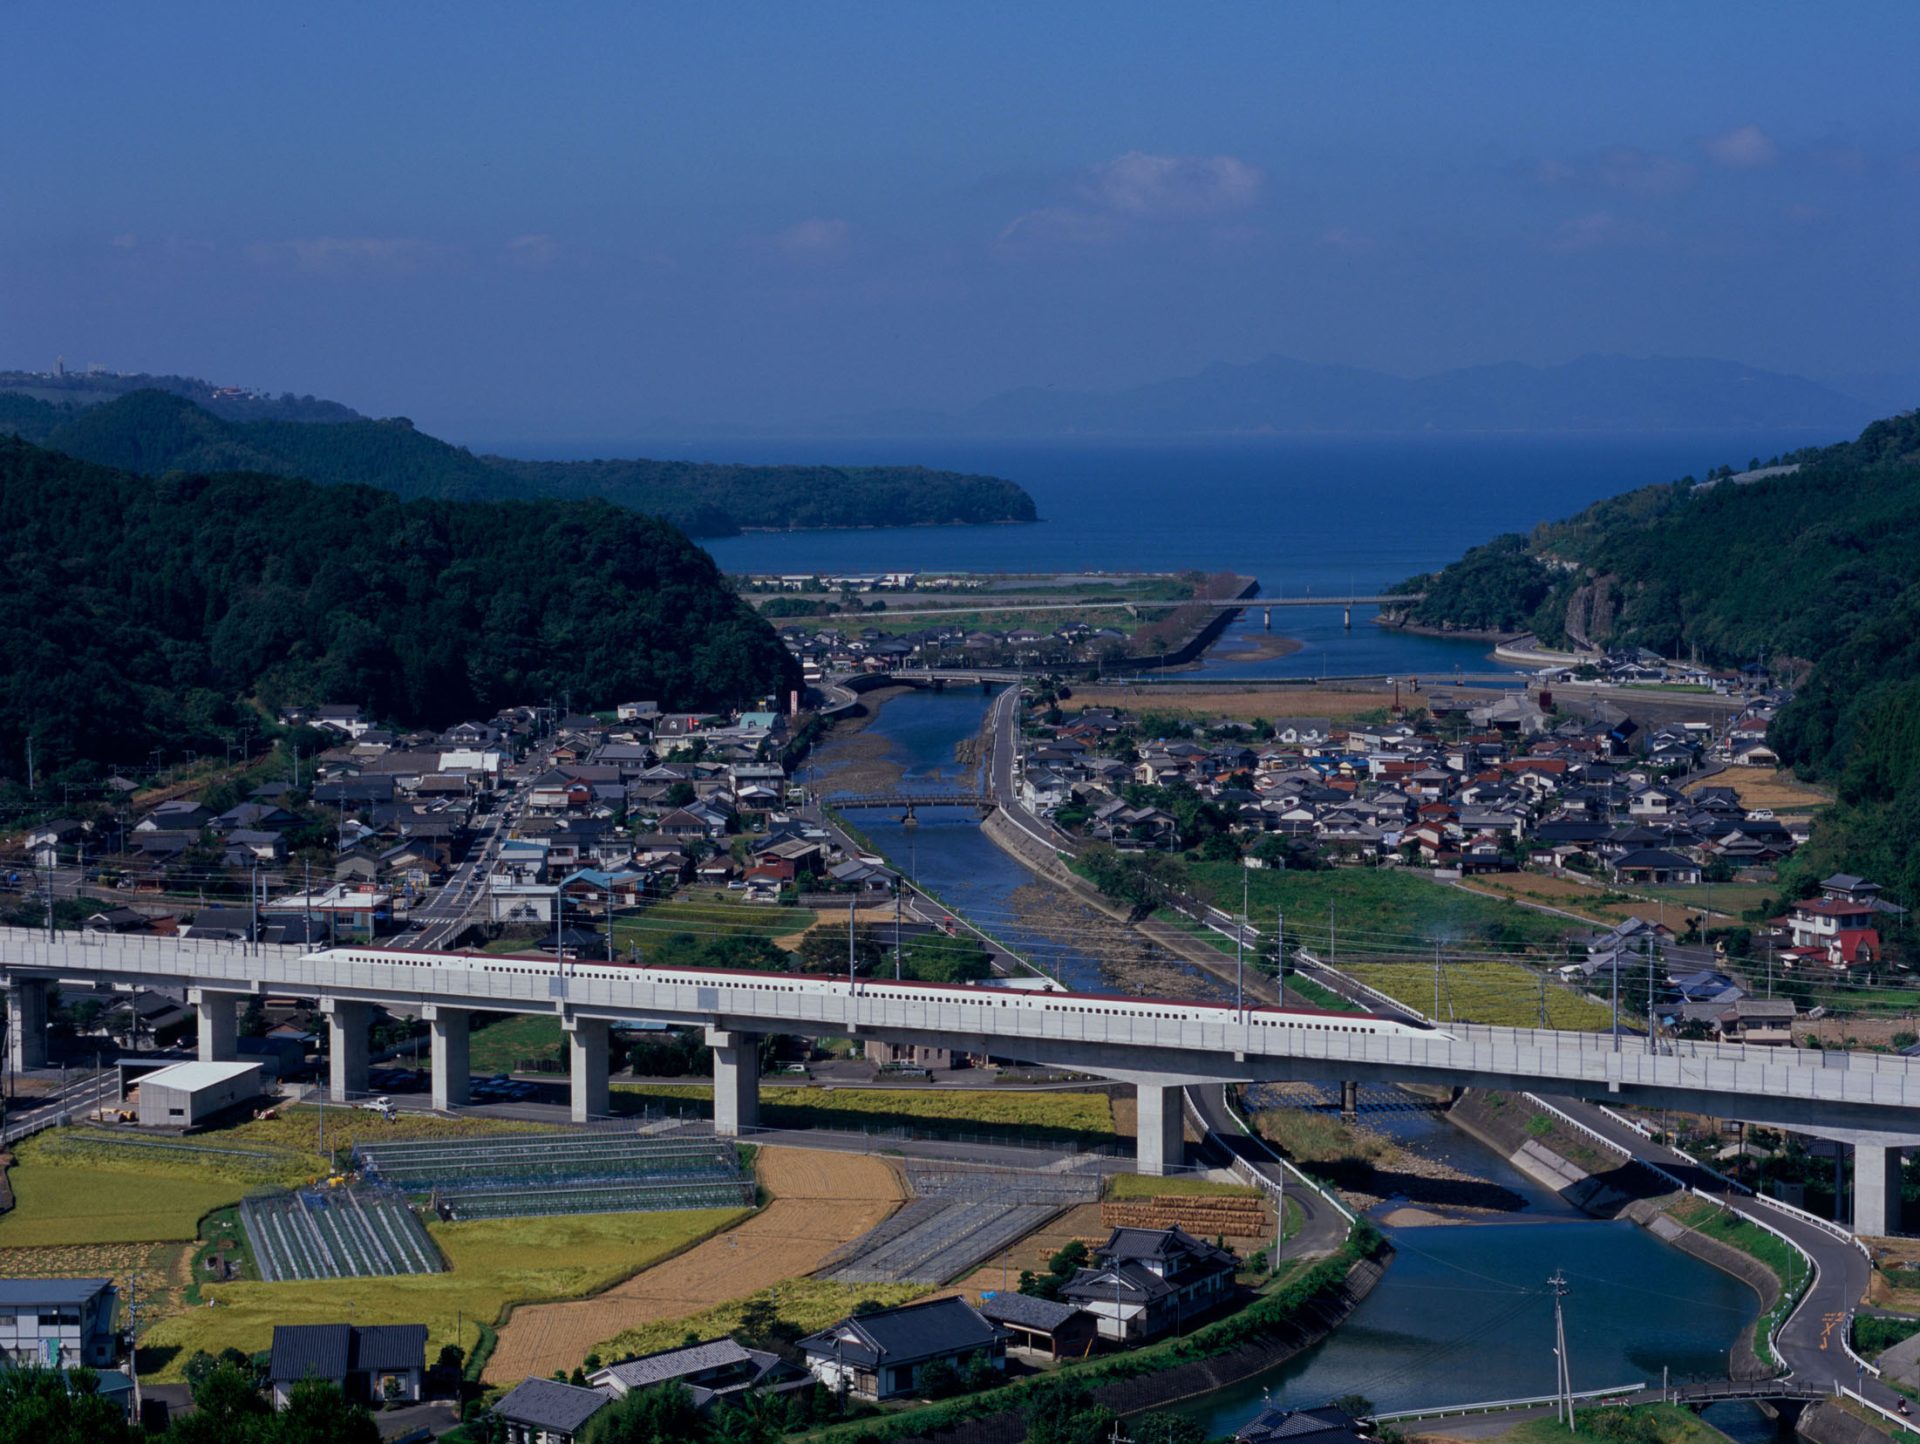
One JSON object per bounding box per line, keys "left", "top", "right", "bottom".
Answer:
{"left": 799, "top": 1296, "right": 1005, "bottom": 1401}
{"left": 1610, "top": 848, "right": 1702, "bottom": 886}
{"left": 267, "top": 1322, "right": 426, "bottom": 1408}
{"left": 1060, "top": 1226, "right": 1239, "bottom": 1343}
{"left": 1235, "top": 1406, "right": 1371, "bottom": 1444}
{"left": 0, "top": 1278, "right": 118, "bottom": 1367}
{"left": 977, "top": 1292, "right": 1100, "bottom": 1361}
{"left": 587, "top": 1337, "right": 805, "bottom": 1412}
{"left": 493, "top": 1377, "right": 611, "bottom": 1444}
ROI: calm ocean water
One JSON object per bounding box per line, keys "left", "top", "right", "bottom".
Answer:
{"left": 498, "top": 430, "right": 1839, "bottom": 678}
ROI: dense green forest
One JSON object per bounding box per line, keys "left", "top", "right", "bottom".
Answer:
{"left": 0, "top": 388, "right": 1037, "bottom": 537}
{"left": 0, "top": 369, "right": 361, "bottom": 422}
{"left": 1393, "top": 408, "right": 1920, "bottom": 900}
{"left": 0, "top": 436, "right": 798, "bottom": 783}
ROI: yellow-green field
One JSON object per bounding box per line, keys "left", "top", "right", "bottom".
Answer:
{"left": 1345, "top": 961, "right": 1613, "bottom": 1030}
{"left": 0, "top": 1163, "right": 240, "bottom": 1246}
{"left": 139, "top": 1207, "right": 749, "bottom": 1381}
{"left": 613, "top": 1082, "right": 1117, "bottom": 1140}
{"left": 592, "top": 1278, "right": 925, "bottom": 1365}
{"left": 216, "top": 1106, "right": 562, "bottom": 1164}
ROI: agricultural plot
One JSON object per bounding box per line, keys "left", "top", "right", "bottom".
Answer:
{"left": 356, "top": 1132, "right": 754, "bottom": 1221}
{"left": 242, "top": 1190, "right": 442, "bottom": 1281}
{"left": 821, "top": 1164, "right": 1097, "bottom": 1285}
{"left": 1344, "top": 960, "right": 1613, "bottom": 1030}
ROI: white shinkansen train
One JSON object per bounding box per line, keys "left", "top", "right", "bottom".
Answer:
{"left": 313, "top": 947, "right": 1448, "bottom": 1042}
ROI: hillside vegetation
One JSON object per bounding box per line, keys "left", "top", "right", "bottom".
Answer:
{"left": 1393, "top": 408, "right": 1920, "bottom": 900}
{"left": 0, "top": 435, "right": 797, "bottom": 781}
{"left": 1, "top": 388, "right": 1036, "bottom": 537}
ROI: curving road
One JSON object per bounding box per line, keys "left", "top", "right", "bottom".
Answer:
{"left": 1546, "top": 1094, "right": 1897, "bottom": 1405}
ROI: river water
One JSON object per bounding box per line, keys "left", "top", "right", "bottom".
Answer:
{"left": 811, "top": 685, "right": 1767, "bottom": 1435}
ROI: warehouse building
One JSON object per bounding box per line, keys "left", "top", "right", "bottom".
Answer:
{"left": 134, "top": 1060, "right": 263, "bottom": 1127}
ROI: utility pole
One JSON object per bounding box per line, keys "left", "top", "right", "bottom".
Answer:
{"left": 847, "top": 894, "right": 857, "bottom": 992}
{"left": 1434, "top": 942, "right": 1442, "bottom": 1021}
{"left": 1276, "top": 908, "right": 1285, "bottom": 985}
{"left": 1646, "top": 934, "right": 1657, "bottom": 1054}
{"left": 1611, "top": 950, "right": 1621, "bottom": 1053}
{"left": 249, "top": 864, "right": 260, "bottom": 957}
{"left": 1549, "top": 1269, "right": 1573, "bottom": 1429}
{"left": 1329, "top": 902, "right": 1336, "bottom": 963}
{"left": 127, "top": 1270, "right": 143, "bottom": 1422}
{"left": 1235, "top": 870, "right": 1247, "bottom": 1023}
{"left": 303, "top": 860, "right": 314, "bottom": 948}
{"left": 893, "top": 884, "right": 902, "bottom": 982}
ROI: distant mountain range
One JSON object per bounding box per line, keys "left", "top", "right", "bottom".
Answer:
{"left": 806, "top": 354, "right": 1881, "bottom": 438}
{"left": 0, "top": 386, "right": 1035, "bottom": 537}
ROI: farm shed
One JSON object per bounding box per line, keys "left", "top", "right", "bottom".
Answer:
{"left": 134, "top": 1059, "right": 263, "bottom": 1127}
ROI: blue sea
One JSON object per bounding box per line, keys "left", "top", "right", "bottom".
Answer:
{"left": 497, "top": 430, "right": 1839, "bottom": 679}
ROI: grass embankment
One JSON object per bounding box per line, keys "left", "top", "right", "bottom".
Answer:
{"left": 1185, "top": 863, "right": 1575, "bottom": 961}
{"left": 613, "top": 894, "right": 819, "bottom": 957}
{"left": 1666, "top": 1195, "right": 1804, "bottom": 1369}
{"left": 1499, "top": 1403, "right": 1725, "bottom": 1444}
{"left": 467, "top": 1013, "right": 565, "bottom": 1073}
{"left": 1287, "top": 973, "right": 1361, "bottom": 1012}
{"left": 140, "top": 1206, "right": 749, "bottom": 1381}
{"left": 219, "top": 1107, "right": 561, "bottom": 1165}
{"left": 612, "top": 1083, "right": 1120, "bottom": 1147}
{"left": 1345, "top": 960, "right": 1613, "bottom": 1030}
{"left": 801, "top": 1224, "right": 1383, "bottom": 1442}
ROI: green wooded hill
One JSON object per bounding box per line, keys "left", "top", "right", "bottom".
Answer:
{"left": 0, "top": 436, "right": 798, "bottom": 781}
{"left": 1391, "top": 408, "right": 1920, "bottom": 899}
{"left": 0, "top": 389, "right": 1037, "bottom": 536}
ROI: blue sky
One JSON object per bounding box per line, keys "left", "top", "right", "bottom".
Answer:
{"left": 4, "top": 3, "right": 1917, "bottom": 440}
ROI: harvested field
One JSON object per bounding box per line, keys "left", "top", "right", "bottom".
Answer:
{"left": 487, "top": 1146, "right": 903, "bottom": 1383}
{"left": 1101, "top": 1196, "right": 1269, "bottom": 1237}
{"left": 1685, "top": 767, "right": 1829, "bottom": 814}
{"left": 1066, "top": 683, "right": 1426, "bottom": 722}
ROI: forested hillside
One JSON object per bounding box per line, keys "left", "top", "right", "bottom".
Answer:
{"left": 1393, "top": 409, "right": 1920, "bottom": 897}
{"left": 0, "top": 437, "right": 798, "bottom": 782}
{"left": 3, "top": 389, "right": 1037, "bottom": 536}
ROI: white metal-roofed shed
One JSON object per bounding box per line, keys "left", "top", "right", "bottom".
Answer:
{"left": 135, "top": 1059, "right": 263, "bottom": 1127}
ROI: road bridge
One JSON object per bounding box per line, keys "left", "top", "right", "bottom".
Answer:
{"left": 827, "top": 789, "right": 995, "bottom": 816}
{"left": 9, "top": 931, "right": 1920, "bottom": 1187}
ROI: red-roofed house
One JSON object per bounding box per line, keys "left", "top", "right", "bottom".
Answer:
{"left": 1787, "top": 896, "right": 1879, "bottom": 951}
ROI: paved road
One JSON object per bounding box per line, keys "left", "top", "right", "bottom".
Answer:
{"left": 1187, "top": 1081, "right": 1351, "bottom": 1262}
{"left": 1548, "top": 1095, "right": 1899, "bottom": 1405}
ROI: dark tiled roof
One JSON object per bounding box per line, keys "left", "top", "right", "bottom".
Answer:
{"left": 0, "top": 1277, "right": 111, "bottom": 1306}
{"left": 495, "top": 1377, "right": 611, "bottom": 1434}
{"left": 595, "top": 1337, "right": 752, "bottom": 1390}
{"left": 977, "top": 1292, "right": 1083, "bottom": 1331}
{"left": 270, "top": 1324, "right": 351, "bottom": 1384}
{"left": 799, "top": 1296, "right": 999, "bottom": 1370}
{"left": 1237, "top": 1405, "right": 1369, "bottom": 1444}
{"left": 269, "top": 1322, "right": 425, "bottom": 1382}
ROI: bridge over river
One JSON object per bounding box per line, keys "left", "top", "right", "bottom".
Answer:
{"left": 8, "top": 931, "right": 1920, "bottom": 1187}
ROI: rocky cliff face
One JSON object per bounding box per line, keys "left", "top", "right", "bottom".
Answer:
{"left": 1563, "top": 574, "right": 1619, "bottom": 650}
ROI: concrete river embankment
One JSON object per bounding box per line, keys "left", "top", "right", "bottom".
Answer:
{"left": 808, "top": 687, "right": 1782, "bottom": 1438}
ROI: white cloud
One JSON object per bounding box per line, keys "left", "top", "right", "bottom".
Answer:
{"left": 996, "top": 150, "right": 1264, "bottom": 258}
{"left": 770, "top": 217, "right": 851, "bottom": 261}
{"left": 994, "top": 205, "right": 1120, "bottom": 256}
{"left": 1547, "top": 210, "right": 1666, "bottom": 253}
{"left": 255, "top": 236, "right": 445, "bottom": 275}
{"left": 1529, "top": 147, "right": 1695, "bottom": 197}
{"left": 1704, "top": 124, "right": 1777, "bottom": 168}
{"left": 505, "top": 233, "right": 558, "bottom": 267}
{"left": 1088, "top": 151, "right": 1263, "bottom": 217}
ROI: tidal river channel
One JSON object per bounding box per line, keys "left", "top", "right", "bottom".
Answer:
{"left": 810, "top": 686, "right": 1782, "bottom": 1441}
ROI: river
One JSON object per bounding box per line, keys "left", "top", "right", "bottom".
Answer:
{"left": 809, "top": 685, "right": 1772, "bottom": 1438}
